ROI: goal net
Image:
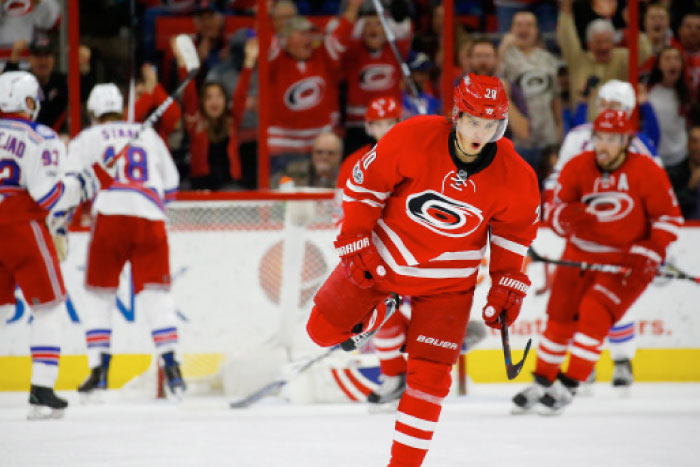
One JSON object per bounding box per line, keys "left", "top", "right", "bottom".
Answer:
{"left": 163, "top": 191, "right": 341, "bottom": 397}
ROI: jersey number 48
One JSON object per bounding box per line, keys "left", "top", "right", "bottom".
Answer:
{"left": 102, "top": 146, "right": 149, "bottom": 183}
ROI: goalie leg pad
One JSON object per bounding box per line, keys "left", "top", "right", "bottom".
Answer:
{"left": 309, "top": 264, "right": 388, "bottom": 337}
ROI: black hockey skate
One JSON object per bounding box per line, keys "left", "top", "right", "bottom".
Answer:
{"left": 368, "top": 372, "right": 406, "bottom": 405}
{"left": 612, "top": 359, "right": 633, "bottom": 395}
{"left": 163, "top": 362, "right": 186, "bottom": 399}
{"left": 538, "top": 373, "right": 579, "bottom": 416}
{"left": 78, "top": 366, "right": 108, "bottom": 393}
{"left": 28, "top": 385, "right": 68, "bottom": 420}
{"left": 341, "top": 294, "right": 399, "bottom": 352}
{"left": 511, "top": 373, "right": 551, "bottom": 414}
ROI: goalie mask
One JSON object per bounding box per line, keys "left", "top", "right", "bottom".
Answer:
{"left": 452, "top": 73, "right": 509, "bottom": 142}
{"left": 0, "top": 71, "right": 42, "bottom": 121}
{"left": 87, "top": 83, "right": 124, "bottom": 120}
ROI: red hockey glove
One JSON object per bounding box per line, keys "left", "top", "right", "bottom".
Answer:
{"left": 334, "top": 234, "right": 387, "bottom": 289}
{"left": 551, "top": 202, "right": 597, "bottom": 238}
{"left": 625, "top": 241, "right": 663, "bottom": 285}
{"left": 482, "top": 272, "right": 531, "bottom": 329}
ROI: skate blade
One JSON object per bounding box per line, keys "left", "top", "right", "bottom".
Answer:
{"left": 613, "top": 385, "right": 631, "bottom": 397}
{"left": 79, "top": 390, "right": 106, "bottom": 405}
{"left": 536, "top": 404, "right": 565, "bottom": 417}
{"left": 27, "top": 405, "right": 65, "bottom": 420}
{"left": 368, "top": 400, "right": 399, "bottom": 414}
{"left": 169, "top": 386, "right": 185, "bottom": 402}
{"left": 509, "top": 404, "right": 537, "bottom": 415}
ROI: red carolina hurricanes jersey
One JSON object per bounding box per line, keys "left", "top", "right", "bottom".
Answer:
{"left": 339, "top": 116, "right": 540, "bottom": 296}
{"left": 267, "top": 19, "right": 352, "bottom": 155}
{"left": 342, "top": 39, "right": 408, "bottom": 127}
{"left": 551, "top": 151, "right": 683, "bottom": 261}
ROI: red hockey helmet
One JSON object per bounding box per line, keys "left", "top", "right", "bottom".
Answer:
{"left": 452, "top": 73, "right": 509, "bottom": 141}
{"left": 593, "top": 109, "right": 635, "bottom": 134}
{"left": 365, "top": 96, "right": 401, "bottom": 122}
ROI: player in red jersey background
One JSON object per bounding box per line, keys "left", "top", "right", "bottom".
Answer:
{"left": 512, "top": 109, "right": 683, "bottom": 415}
{"left": 308, "top": 73, "right": 540, "bottom": 467}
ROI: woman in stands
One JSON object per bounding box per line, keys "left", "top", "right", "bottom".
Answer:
{"left": 173, "top": 36, "right": 258, "bottom": 190}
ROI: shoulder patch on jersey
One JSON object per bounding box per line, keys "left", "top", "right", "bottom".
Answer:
{"left": 35, "top": 123, "right": 57, "bottom": 139}
{"left": 352, "top": 161, "right": 364, "bottom": 184}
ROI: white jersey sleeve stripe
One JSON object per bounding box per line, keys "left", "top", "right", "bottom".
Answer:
{"left": 490, "top": 234, "right": 528, "bottom": 256}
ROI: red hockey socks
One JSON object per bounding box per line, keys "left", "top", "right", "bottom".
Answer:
{"left": 373, "top": 312, "right": 408, "bottom": 376}
{"left": 388, "top": 359, "right": 451, "bottom": 467}
{"left": 534, "top": 320, "right": 575, "bottom": 381}
{"left": 564, "top": 295, "right": 614, "bottom": 382}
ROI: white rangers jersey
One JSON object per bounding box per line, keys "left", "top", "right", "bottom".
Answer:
{"left": 0, "top": 116, "right": 82, "bottom": 224}
{"left": 67, "top": 122, "right": 179, "bottom": 221}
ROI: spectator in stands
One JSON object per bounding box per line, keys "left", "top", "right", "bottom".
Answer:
{"left": 134, "top": 63, "right": 182, "bottom": 146}
{"left": 0, "top": 0, "right": 60, "bottom": 70}
{"left": 4, "top": 35, "right": 94, "bottom": 134}
{"left": 341, "top": 2, "right": 412, "bottom": 155}
{"left": 645, "top": 2, "right": 672, "bottom": 55}
{"left": 271, "top": 0, "right": 298, "bottom": 35}
{"left": 669, "top": 124, "right": 700, "bottom": 219}
{"left": 309, "top": 132, "right": 343, "bottom": 188}
{"left": 402, "top": 51, "right": 441, "bottom": 118}
{"left": 192, "top": 0, "right": 227, "bottom": 79}
{"left": 175, "top": 36, "right": 258, "bottom": 190}
{"left": 466, "top": 39, "right": 530, "bottom": 144}
{"left": 498, "top": 11, "right": 562, "bottom": 169}
{"left": 266, "top": 1, "right": 362, "bottom": 186}
{"left": 557, "top": 0, "right": 652, "bottom": 121}
{"left": 494, "top": 0, "right": 558, "bottom": 35}
{"left": 648, "top": 47, "right": 690, "bottom": 171}
{"left": 279, "top": 132, "right": 343, "bottom": 188}
{"left": 571, "top": 0, "right": 627, "bottom": 46}
{"left": 673, "top": 12, "right": 700, "bottom": 98}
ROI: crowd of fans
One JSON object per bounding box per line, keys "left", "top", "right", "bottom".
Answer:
{"left": 2, "top": 0, "right": 700, "bottom": 219}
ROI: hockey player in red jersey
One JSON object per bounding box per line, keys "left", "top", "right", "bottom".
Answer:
{"left": 512, "top": 109, "right": 683, "bottom": 415}
{"left": 0, "top": 71, "right": 107, "bottom": 418}
{"left": 308, "top": 73, "right": 540, "bottom": 466}
{"left": 67, "top": 84, "right": 185, "bottom": 399}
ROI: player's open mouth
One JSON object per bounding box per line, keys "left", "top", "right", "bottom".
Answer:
{"left": 471, "top": 142, "right": 481, "bottom": 150}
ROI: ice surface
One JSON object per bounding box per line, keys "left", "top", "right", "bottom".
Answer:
{"left": 1, "top": 383, "right": 698, "bottom": 467}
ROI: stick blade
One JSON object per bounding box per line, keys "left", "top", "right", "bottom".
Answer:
{"left": 506, "top": 338, "right": 532, "bottom": 380}
{"left": 175, "top": 34, "right": 200, "bottom": 72}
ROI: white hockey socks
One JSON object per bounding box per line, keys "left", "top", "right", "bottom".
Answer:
{"left": 82, "top": 289, "right": 114, "bottom": 368}
{"left": 608, "top": 320, "right": 636, "bottom": 361}
{"left": 29, "top": 301, "right": 65, "bottom": 388}
{"left": 138, "top": 289, "right": 179, "bottom": 359}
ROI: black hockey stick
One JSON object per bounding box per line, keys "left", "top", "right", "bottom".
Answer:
{"left": 528, "top": 247, "right": 700, "bottom": 283}
{"left": 229, "top": 346, "right": 340, "bottom": 409}
{"left": 499, "top": 314, "right": 531, "bottom": 380}
{"left": 370, "top": 0, "right": 426, "bottom": 114}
